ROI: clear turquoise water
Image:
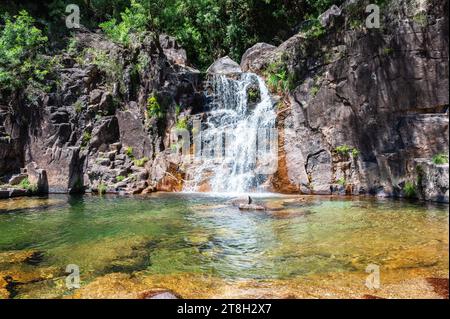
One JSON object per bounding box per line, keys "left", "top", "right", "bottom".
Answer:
{"left": 0, "top": 193, "right": 448, "bottom": 298}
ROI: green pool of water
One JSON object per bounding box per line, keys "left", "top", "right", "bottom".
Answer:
{"left": 0, "top": 193, "right": 448, "bottom": 298}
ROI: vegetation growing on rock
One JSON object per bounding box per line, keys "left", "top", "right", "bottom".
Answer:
{"left": 334, "top": 145, "right": 359, "bottom": 158}
{"left": 432, "top": 154, "right": 449, "bottom": 165}
{"left": 147, "top": 95, "right": 164, "bottom": 119}
{"left": 0, "top": 11, "right": 52, "bottom": 100}
{"left": 403, "top": 181, "right": 417, "bottom": 199}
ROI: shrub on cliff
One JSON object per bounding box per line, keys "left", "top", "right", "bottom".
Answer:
{"left": 0, "top": 10, "right": 50, "bottom": 97}
{"left": 97, "top": 0, "right": 344, "bottom": 70}
{"left": 99, "top": 0, "right": 148, "bottom": 46}
{"left": 432, "top": 154, "right": 449, "bottom": 165}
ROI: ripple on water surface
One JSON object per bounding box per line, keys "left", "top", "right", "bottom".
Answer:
{"left": 0, "top": 194, "right": 448, "bottom": 298}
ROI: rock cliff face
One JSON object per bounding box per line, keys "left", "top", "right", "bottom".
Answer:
{"left": 0, "top": 0, "right": 448, "bottom": 203}
{"left": 241, "top": 0, "right": 449, "bottom": 202}
{"left": 0, "top": 30, "right": 203, "bottom": 194}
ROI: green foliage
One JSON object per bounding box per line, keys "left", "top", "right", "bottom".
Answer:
{"left": 175, "top": 105, "right": 182, "bottom": 117}
{"left": 80, "top": 48, "right": 124, "bottom": 85}
{"left": 125, "top": 146, "right": 134, "bottom": 158}
{"left": 337, "top": 177, "right": 346, "bottom": 186}
{"left": 147, "top": 94, "right": 164, "bottom": 119}
{"left": 81, "top": 131, "right": 91, "bottom": 147}
{"left": 412, "top": 12, "right": 428, "bottom": 27}
{"left": 403, "top": 181, "right": 417, "bottom": 199}
{"left": 133, "top": 157, "right": 149, "bottom": 167}
{"left": 67, "top": 36, "right": 79, "bottom": 55}
{"left": 74, "top": 100, "right": 84, "bottom": 113}
{"left": 0, "top": 10, "right": 50, "bottom": 95}
{"left": 382, "top": 47, "right": 394, "bottom": 56}
{"left": 99, "top": 0, "right": 148, "bottom": 46}
{"left": 116, "top": 175, "right": 125, "bottom": 182}
{"left": 95, "top": 0, "right": 344, "bottom": 70}
{"left": 97, "top": 182, "right": 107, "bottom": 195}
{"left": 351, "top": 148, "right": 360, "bottom": 158}
{"left": 264, "top": 61, "right": 294, "bottom": 94}
{"left": 247, "top": 87, "right": 260, "bottom": 103}
{"left": 1, "top": 1, "right": 346, "bottom": 72}
{"left": 310, "top": 85, "right": 320, "bottom": 97}
{"left": 18, "top": 177, "right": 37, "bottom": 193}
{"left": 175, "top": 118, "right": 188, "bottom": 130}
{"left": 335, "top": 145, "right": 359, "bottom": 158}
{"left": 432, "top": 153, "right": 449, "bottom": 165}
{"left": 303, "top": 19, "right": 326, "bottom": 39}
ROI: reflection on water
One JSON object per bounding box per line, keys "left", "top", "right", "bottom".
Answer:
{"left": 0, "top": 193, "right": 448, "bottom": 298}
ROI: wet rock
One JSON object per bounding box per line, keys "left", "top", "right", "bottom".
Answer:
{"left": 238, "top": 203, "right": 266, "bottom": 211}
{"left": 71, "top": 273, "right": 148, "bottom": 299}
{"left": 230, "top": 195, "right": 253, "bottom": 206}
{"left": 141, "top": 185, "right": 157, "bottom": 194}
{"left": 141, "top": 290, "right": 180, "bottom": 299}
{"left": 131, "top": 181, "right": 148, "bottom": 194}
{"left": 8, "top": 188, "right": 28, "bottom": 198}
{"left": 152, "top": 154, "right": 185, "bottom": 192}
{"left": 0, "top": 190, "right": 9, "bottom": 199}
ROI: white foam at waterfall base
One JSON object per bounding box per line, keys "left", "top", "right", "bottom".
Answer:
{"left": 183, "top": 72, "right": 277, "bottom": 193}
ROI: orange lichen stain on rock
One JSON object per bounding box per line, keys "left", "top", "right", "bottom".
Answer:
{"left": 426, "top": 278, "right": 449, "bottom": 299}
{"left": 156, "top": 163, "right": 185, "bottom": 192}
{"left": 197, "top": 182, "right": 211, "bottom": 193}
{"left": 270, "top": 115, "right": 301, "bottom": 194}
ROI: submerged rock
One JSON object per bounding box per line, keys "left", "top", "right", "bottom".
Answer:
{"left": 141, "top": 290, "right": 180, "bottom": 299}
{"left": 230, "top": 195, "right": 253, "bottom": 206}
{"left": 71, "top": 273, "right": 180, "bottom": 299}
{"left": 0, "top": 250, "right": 44, "bottom": 266}
{"left": 238, "top": 203, "right": 266, "bottom": 211}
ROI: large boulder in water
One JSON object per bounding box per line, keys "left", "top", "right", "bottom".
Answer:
{"left": 206, "top": 56, "right": 242, "bottom": 75}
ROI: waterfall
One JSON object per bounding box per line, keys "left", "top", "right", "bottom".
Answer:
{"left": 183, "top": 72, "right": 277, "bottom": 193}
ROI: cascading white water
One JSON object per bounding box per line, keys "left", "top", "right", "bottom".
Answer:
{"left": 184, "top": 72, "right": 276, "bottom": 193}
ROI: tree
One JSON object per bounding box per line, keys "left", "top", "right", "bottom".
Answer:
{"left": 0, "top": 10, "right": 49, "bottom": 94}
